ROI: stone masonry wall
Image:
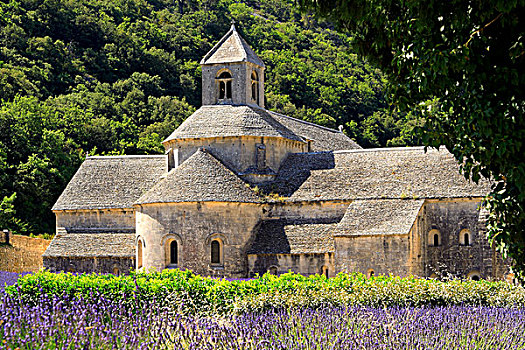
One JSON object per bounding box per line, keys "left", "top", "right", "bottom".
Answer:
{"left": 334, "top": 234, "right": 412, "bottom": 276}
{"left": 43, "top": 256, "right": 134, "bottom": 275}
{"left": 248, "top": 253, "right": 334, "bottom": 277}
{"left": 0, "top": 234, "right": 51, "bottom": 272}
{"left": 267, "top": 201, "right": 350, "bottom": 221}
{"left": 421, "top": 199, "right": 510, "bottom": 280}
{"left": 55, "top": 209, "right": 135, "bottom": 233}
{"left": 136, "top": 202, "right": 263, "bottom": 278}
{"left": 201, "top": 62, "right": 264, "bottom": 107}
{"left": 165, "top": 136, "right": 306, "bottom": 177}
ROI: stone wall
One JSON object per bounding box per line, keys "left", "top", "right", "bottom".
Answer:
{"left": 0, "top": 234, "right": 51, "bottom": 272}
{"left": 44, "top": 256, "right": 134, "bottom": 275}
{"left": 334, "top": 234, "right": 412, "bottom": 276}
{"left": 421, "top": 199, "right": 510, "bottom": 280}
{"left": 136, "top": 202, "right": 263, "bottom": 277}
{"left": 201, "top": 62, "right": 265, "bottom": 107}
{"left": 165, "top": 136, "right": 306, "bottom": 177}
{"left": 268, "top": 201, "right": 350, "bottom": 221}
{"left": 55, "top": 209, "right": 135, "bottom": 233}
{"left": 136, "top": 201, "right": 350, "bottom": 278}
{"left": 248, "top": 253, "right": 334, "bottom": 277}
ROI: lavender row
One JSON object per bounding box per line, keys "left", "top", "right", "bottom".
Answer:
{"left": 0, "top": 271, "right": 30, "bottom": 293}
{"left": 1, "top": 290, "right": 524, "bottom": 350}
{"left": 6, "top": 270, "right": 525, "bottom": 314}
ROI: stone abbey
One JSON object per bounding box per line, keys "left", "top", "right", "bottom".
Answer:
{"left": 44, "top": 25, "right": 510, "bottom": 280}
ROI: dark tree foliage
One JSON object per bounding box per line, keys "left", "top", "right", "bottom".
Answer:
{"left": 299, "top": 0, "right": 525, "bottom": 280}
{"left": 0, "top": 0, "right": 416, "bottom": 235}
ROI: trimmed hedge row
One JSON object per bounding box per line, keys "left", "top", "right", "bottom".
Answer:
{"left": 5, "top": 270, "right": 525, "bottom": 314}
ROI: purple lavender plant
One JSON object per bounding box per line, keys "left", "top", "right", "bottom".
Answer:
{"left": 0, "top": 271, "right": 30, "bottom": 293}
{"left": 1, "top": 290, "right": 524, "bottom": 350}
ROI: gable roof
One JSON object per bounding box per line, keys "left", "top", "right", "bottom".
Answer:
{"left": 52, "top": 156, "right": 167, "bottom": 211}
{"left": 269, "top": 111, "right": 361, "bottom": 151}
{"left": 135, "top": 148, "right": 261, "bottom": 205}
{"left": 200, "top": 24, "right": 265, "bottom": 67}
{"left": 43, "top": 233, "right": 135, "bottom": 258}
{"left": 163, "top": 105, "right": 304, "bottom": 143}
{"left": 248, "top": 219, "right": 337, "bottom": 254}
{"left": 268, "top": 147, "right": 490, "bottom": 201}
{"left": 335, "top": 199, "right": 424, "bottom": 237}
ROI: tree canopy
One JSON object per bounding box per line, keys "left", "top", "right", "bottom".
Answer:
{"left": 299, "top": 0, "right": 525, "bottom": 279}
{"left": 0, "top": 0, "right": 419, "bottom": 235}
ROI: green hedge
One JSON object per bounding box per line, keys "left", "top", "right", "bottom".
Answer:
{"left": 5, "top": 270, "right": 525, "bottom": 314}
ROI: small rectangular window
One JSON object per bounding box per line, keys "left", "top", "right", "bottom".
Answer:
{"left": 211, "top": 240, "right": 221, "bottom": 264}
{"left": 256, "top": 144, "right": 266, "bottom": 170}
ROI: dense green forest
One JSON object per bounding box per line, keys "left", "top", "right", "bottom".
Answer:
{"left": 0, "top": 0, "right": 418, "bottom": 235}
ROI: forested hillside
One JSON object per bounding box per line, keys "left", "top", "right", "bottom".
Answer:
{"left": 0, "top": 0, "right": 418, "bottom": 235}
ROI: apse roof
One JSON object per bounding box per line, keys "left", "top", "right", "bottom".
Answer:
{"left": 135, "top": 148, "right": 262, "bottom": 205}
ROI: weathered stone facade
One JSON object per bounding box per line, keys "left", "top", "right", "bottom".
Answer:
{"left": 44, "top": 257, "right": 133, "bottom": 275}
{"left": 45, "top": 25, "right": 511, "bottom": 280}
{"left": 0, "top": 234, "right": 51, "bottom": 273}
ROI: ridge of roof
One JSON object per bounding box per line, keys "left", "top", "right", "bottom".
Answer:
{"left": 135, "top": 148, "right": 262, "bottom": 205}
{"left": 269, "top": 112, "right": 361, "bottom": 151}
{"left": 86, "top": 155, "right": 165, "bottom": 159}
{"left": 200, "top": 24, "right": 265, "bottom": 67}
{"left": 333, "top": 146, "right": 427, "bottom": 154}
{"left": 268, "top": 148, "right": 490, "bottom": 201}
{"left": 269, "top": 110, "right": 345, "bottom": 134}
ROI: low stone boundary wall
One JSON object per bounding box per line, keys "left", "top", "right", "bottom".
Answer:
{"left": 0, "top": 233, "right": 52, "bottom": 273}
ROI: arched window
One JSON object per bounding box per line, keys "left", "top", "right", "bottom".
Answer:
{"left": 137, "top": 239, "right": 143, "bottom": 269}
{"left": 428, "top": 229, "right": 441, "bottom": 246}
{"left": 170, "top": 240, "right": 178, "bottom": 265}
{"left": 251, "top": 70, "right": 259, "bottom": 104}
{"left": 113, "top": 267, "right": 120, "bottom": 276}
{"left": 321, "top": 265, "right": 329, "bottom": 278}
{"left": 467, "top": 271, "right": 481, "bottom": 281}
{"left": 216, "top": 71, "right": 232, "bottom": 100}
{"left": 459, "top": 229, "right": 471, "bottom": 246}
{"left": 211, "top": 239, "right": 221, "bottom": 265}
{"left": 268, "top": 266, "right": 278, "bottom": 275}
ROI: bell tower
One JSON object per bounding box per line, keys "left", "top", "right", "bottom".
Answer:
{"left": 200, "top": 23, "right": 265, "bottom": 108}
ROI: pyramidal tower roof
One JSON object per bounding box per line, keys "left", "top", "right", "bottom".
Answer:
{"left": 200, "top": 23, "right": 265, "bottom": 67}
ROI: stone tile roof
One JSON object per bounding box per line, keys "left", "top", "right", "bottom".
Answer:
{"left": 52, "top": 156, "right": 167, "bottom": 211}
{"left": 136, "top": 148, "right": 262, "bottom": 204}
{"left": 43, "top": 234, "right": 135, "bottom": 258}
{"left": 200, "top": 24, "right": 265, "bottom": 67}
{"left": 335, "top": 199, "right": 424, "bottom": 236}
{"left": 269, "top": 111, "right": 361, "bottom": 151}
{"left": 163, "top": 105, "right": 304, "bottom": 143}
{"left": 248, "top": 219, "right": 337, "bottom": 254}
{"left": 268, "top": 147, "right": 490, "bottom": 201}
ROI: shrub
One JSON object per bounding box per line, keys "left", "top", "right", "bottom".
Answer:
{"left": 4, "top": 270, "right": 525, "bottom": 314}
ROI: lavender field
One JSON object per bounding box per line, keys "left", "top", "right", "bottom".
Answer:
{"left": 0, "top": 271, "right": 30, "bottom": 293}
{"left": 1, "top": 271, "right": 525, "bottom": 349}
